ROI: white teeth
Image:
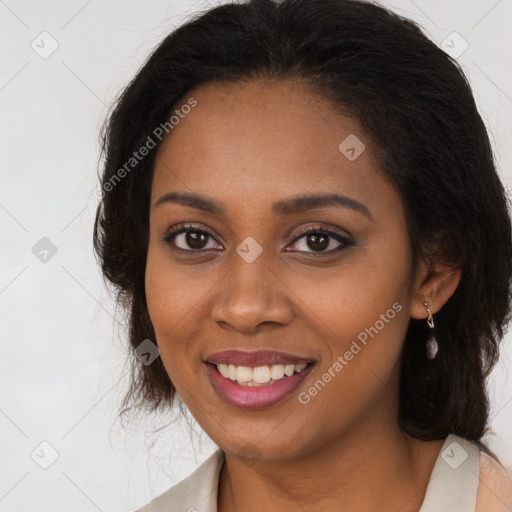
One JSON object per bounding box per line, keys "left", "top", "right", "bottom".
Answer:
{"left": 284, "top": 364, "right": 295, "bottom": 376}
{"left": 217, "top": 363, "right": 230, "bottom": 378}
{"left": 236, "top": 366, "right": 253, "bottom": 383}
{"left": 215, "top": 362, "right": 310, "bottom": 385}
{"left": 253, "top": 366, "right": 271, "bottom": 384}
{"left": 270, "top": 364, "right": 285, "bottom": 380}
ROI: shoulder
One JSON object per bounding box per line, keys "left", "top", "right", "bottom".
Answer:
{"left": 475, "top": 451, "right": 512, "bottom": 512}
{"left": 134, "top": 449, "right": 225, "bottom": 512}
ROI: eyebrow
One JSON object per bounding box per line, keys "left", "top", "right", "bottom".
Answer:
{"left": 154, "top": 191, "right": 373, "bottom": 220}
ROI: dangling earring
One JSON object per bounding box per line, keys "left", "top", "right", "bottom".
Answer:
{"left": 423, "top": 301, "right": 438, "bottom": 360}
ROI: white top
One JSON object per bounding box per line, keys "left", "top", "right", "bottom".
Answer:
{"left": 135, "top": 434, "right": 512, "bottom": 511}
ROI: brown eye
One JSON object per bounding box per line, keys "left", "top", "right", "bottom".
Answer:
{"left": 287, "top": 227, "right": 353, "bottom": 255}
{"left": 182, "top": 230, "right": 209, "bottom": 249}
{"left": 162, "top": 225, "right": 222, "bottom": 252}
{"left": 304, "top": 233, "right": 329, "bottom": 251}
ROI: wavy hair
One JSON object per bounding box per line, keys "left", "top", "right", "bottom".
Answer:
{"left": 93, "top": 0, "right": 512, "bottom": 450}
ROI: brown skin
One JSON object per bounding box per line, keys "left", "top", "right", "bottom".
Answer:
{"left": 145, "top": 79, "right": 461, "bottom": 511}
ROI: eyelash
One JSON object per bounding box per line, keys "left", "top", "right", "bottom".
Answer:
{"left": 160, "top": 223, "right": 354, "bottom": 257}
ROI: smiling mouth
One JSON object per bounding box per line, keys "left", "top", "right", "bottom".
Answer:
{"left": 208, "top": 361, "right": 314, "bottom": 386}
{"left": 204, "top": 349, "right": 316, "bottom": 407}
{"left": 205, "top": 360, "right": 316, "bottom": 409}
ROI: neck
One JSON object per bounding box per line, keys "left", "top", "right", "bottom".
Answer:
{"left": 217, "top": 422, "right": 444, "bottom": 512}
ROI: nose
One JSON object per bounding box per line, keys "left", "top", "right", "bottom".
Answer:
{"left": 210, "top": 254, "right": 294, "bottom": 334}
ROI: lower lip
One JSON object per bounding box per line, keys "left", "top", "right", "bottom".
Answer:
{"left": 206, "top": 363, "right": 314, "bottom": 409}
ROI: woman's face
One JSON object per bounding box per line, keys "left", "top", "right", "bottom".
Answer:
{"left": 146, "top": 79, "right": 420, "bottom": 461}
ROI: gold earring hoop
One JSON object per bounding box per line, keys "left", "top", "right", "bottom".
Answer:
{"left": 423, "top": 301, "right": 438, "bottom": 360}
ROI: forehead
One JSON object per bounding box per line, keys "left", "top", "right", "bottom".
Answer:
{"left": 151, "top": 79, "right": 396, "bottom": 216}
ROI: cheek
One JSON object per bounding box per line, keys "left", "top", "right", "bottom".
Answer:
{"left": 145, "top": 236, "right": 206, "bottom": 324}
{"left": 289, "top": 246, "right": 409, "bottom": 344}
{"left": 286, "top": 243, "right": 412, "bottom": 414}
{"left": 145, "top": 247, "right": 198, "bottom": 372}
{"left": 291, "top": 288, "right": 408, "bottom": 444}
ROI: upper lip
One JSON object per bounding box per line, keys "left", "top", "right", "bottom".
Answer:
{"left": 205, "top": 350, "right": 315, "bottom": 367}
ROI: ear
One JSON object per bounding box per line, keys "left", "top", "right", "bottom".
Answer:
{"left": 409, "top": 257, "right": 462, "bottom": 320}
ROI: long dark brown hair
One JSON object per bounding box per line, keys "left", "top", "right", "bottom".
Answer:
{"left": 93, "top": 0, "right": 512, "bottom": 452}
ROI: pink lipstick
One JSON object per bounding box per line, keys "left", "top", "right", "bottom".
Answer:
{"left": 205, "top": 350, "right": 315, "bottom": 409}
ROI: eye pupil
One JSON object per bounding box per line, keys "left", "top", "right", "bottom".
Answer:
{"left": 307, "top": 234, "right": 329, "bottom": 251}
{"left": 187, "top": 230, "right": 208, "bottom": 249}
{"left": 165, "top": 226, "right": 348, "bottom": 255}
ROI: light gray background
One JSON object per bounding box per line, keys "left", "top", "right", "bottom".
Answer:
{"left": 1, "top": 1, "right": 511, "bottom": 510}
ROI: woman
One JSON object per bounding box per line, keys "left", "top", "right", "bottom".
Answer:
{"left": 93, "top": 0, "right": 512, "bottom": 510}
